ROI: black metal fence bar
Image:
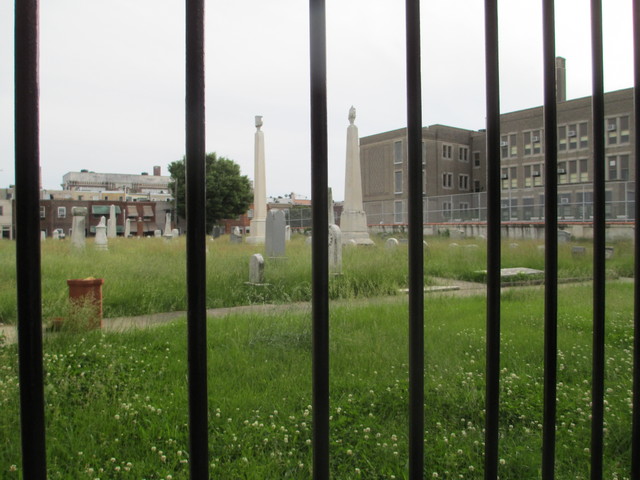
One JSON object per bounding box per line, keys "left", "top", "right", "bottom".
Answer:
{"left": 405, "top": 0, "right": 425, "bottom": 477}
{"left": 185, "top": 0, "right": 209, "bottom": 477}
{"left": 542, "top": 1, "right": 559, "bottom": 477}
{"left": 633, "top": 2, "right": 640, "bottom": 477}
{"left": 483, "top": 0, "right": 502, "bottom": 478}
{"left": 15, "top": 1, "right": 47, "bottom": 479}
{"left": 309, "top": 1, "right": 330, "bottom": 478}
{"left": 589, "top": 1, "right": 606, "bottom": 478}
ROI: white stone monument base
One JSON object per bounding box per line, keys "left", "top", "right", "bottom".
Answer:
{"left": 246, "top": 218, "right": 266, "bottom": 244}
{"left": 340, "top": 210, "right": 374, "bottom": 245}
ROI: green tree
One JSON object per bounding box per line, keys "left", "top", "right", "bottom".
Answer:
{"left": 168, "top": 153, "right": 253, "bottom": 233}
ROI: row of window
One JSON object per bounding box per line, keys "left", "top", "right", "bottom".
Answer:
{"left": 501, "top": 115, "right": 630, "bottom": 159}
{"left": 500, "top": 153, "right": 630, "bottom": 189}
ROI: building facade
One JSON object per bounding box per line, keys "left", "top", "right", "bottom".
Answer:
{"left": 61, "top": 166, "right": 171, "bottom": 197}
{"left": 360, "top": 87, "right": 635, "bottom": 225}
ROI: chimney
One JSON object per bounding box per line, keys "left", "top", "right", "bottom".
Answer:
{"left": 555, "top": 56, "right": 566, "bottom": 102}
{"left": 153, "top": 165, "right": 161, "bottom": 176}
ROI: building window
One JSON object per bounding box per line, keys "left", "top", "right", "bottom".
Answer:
{"left": 394, "top": 200, "right": 403, "bottom": 224}
{"left": 524, "top": 130, "right": 542, "bottom": 156}
{"left": 394, "top": 170, "right": 403, "bottom": 194}
{"left": 607, "top": 154, "right": 630, "bottom": 181}
{"left": 607, "top": 115, "right": 630, "bottom": 145}
{"left": 501, "top": 168, "right": 509, "bottom": 190}
{"left": 524, "top": 165, "right": 532, "bottom": 187}
{"left": 533, "top": 165, "right": 543, "bottom": 186}
{"left": 558, "top": 161, "right": 568, "bottom": 184}
{"left": 394, "top": 141, "right": 403, "bottom": 164}
{"left": 442, "top": 201, "right": 452, "bottom": 220}
{"left": 579, "top": 122, "right": 588, "bottom": 149}
{"left": 442, "top": 144, "right": 452, "bottom": 159}
{"left": 473, "top": 151, "right": 481, "bottom": 167}
{"left": 473, "top": 180, "right": 482, "bottom": 192}
{"left": 558, "top": 125, "right": 567, "bottom": 151}
{"left": 458, "top": 174, "right": 469, "bottom": 191}
{"left": 501, "top": 134, "right": 517, "bottom": 158}
{"left": 40, "top": 206, "right": 46, "bottom": 218}
{"left": 579, "top": 158, "right": 589, "bottom": 182}
{"left": 0, "top": 206, "right": 3, "bottom": 216}
{"left": 57, "top": 206, "right": 66, "bottom": 219}
{"left": 442, "top": 172, "right": 453, "bottom": 189}
{"left": 510, "top": 166, "right": 517, "bottom": 188}
{"left": 567, "top": 124, "right": 578, "bottom": 150}
{"left": 458, "top": 146, "right": 469, "bottom": 162}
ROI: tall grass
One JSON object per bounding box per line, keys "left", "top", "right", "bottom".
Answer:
{"left": 0, "top": 234, "right": 633, "bottom": 324}
{"left": 0, "top": 281, "right": 633, "bottom": 478}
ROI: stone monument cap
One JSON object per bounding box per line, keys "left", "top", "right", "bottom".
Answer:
{"left": 348, "top": 106, "right": 356, "bottom": 125}
{"left": 255, "top": 115, "right": 263, "bottom": 129}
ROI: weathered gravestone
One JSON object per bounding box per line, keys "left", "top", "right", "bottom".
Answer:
{"left": 71, "top": 207, "right": 87, "bottom": 248}
{"left": 154, "top": 229, "right": 162, "bottom": 238}
{"left": 172, "top": 228, "right": 180, "bottom": 237}
{"left": 230, "top": 226, "right": 243, "bottom": 244}
{"left": 385, "top": 237, "right": 399, "bottom": 249}
{"left": 248, "top": 253, "right": 266, "bottom": 285}
{"left": 265, "top": 209, "right": 286, "bottom": 257}
{"left": 604, "top": 246, "right": 614, "bottom": 259}
{"left": 124, "top": 218, "right": 131, "bottom": 237}
{"left": 212, "top": 225, "right": 224, "bottom": 239}
{"left": 572, "top": 246, "right": 586, "bottom": 257}
{"left": 558, "top": 230, "right": 571, "bottom": 243}
{"left": 95, "top": 216, "right": 108, "bottom": 250}
{"left": 107, "top": 205, "right": 117, "bottom": 238}
{"left": 285, "top": 225, "right": 291, "bottom": 242}
{"left": 329, "top": 224, "right": 342, "bottom": 275}
{"left": 52, "top": 229, "right": 60, "bottom": 240}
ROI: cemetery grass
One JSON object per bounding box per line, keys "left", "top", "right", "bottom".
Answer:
{"left": 0, "top": 235, "right": 634, "bottom": 325}
{"left": 0, "top": 282, "right": 633, "bottom": 479}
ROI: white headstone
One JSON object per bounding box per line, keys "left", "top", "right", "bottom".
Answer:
{"left": 249, "top": 253, "right": 265, "bottom": 284}
{"left": 340, "top": 106, "right": 373, "bottom": 246}
{"left": 285, "top": 225, "right": 291, "bottom": 242}
{"left": 124, "top": 218, "right": 131, "bottom": 237}
{"left": 41, "top": 231, "right": 46, "bottom": 241}
{"left": 329, "top": 224, "right": 343, "bottom": 275}
{"left": 265, "top": 209, "right": 286, "bottom": 257}
{"left": 95, "top": 216, "right": 108, "bottom": 250}
{"left": 172, "top": 228, "right": 180, "bottom": 237}
{"left": 164, "top": 212, "right": 173, "bottom": 238}
{"left": 385, "top": 237, "right": 399, "bottom": 249}
{"left": 71, "top": 207, "right": 87, "bottom": 248}
{"left": 247, "top": 115, "right": 267, "bottom": 244}
{"left": 107, "top": 205, "right": 117, "bottom": 238}
{"left": 154, "top": 229, "right": 162, "bottom": 238}
{"left": 52, "top": 230, "right": 60, "bottom": 240}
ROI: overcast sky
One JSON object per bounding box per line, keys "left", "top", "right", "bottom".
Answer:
{"left": 0, "top": 0, "right": 634, "bottom": 200}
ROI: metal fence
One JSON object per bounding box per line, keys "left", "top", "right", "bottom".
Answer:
{"left": 365, "top": 181, "right": 636, "bottom": 225}
{"left": 12, "top": 1, "right": 640, "bottom": 480}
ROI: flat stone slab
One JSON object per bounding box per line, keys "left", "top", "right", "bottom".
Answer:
{"left": 474, "top": 267, "right": 544, "bottom": 279}
{"left": 398, "top": 285, "right": 461, "bottom": 294}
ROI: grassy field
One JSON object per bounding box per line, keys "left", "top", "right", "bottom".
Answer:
{"left": 0, "top": 234, "right": 634, "bottom": 324}
{"left": 0, "top": 281, "right": 634, "bottom": 479}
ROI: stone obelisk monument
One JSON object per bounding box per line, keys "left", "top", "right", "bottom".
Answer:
{"left": 247, "top": 115, "right": 266, "bottom": 244}
{"left": 341, "top": 106, "right": 373, "bottom": 245}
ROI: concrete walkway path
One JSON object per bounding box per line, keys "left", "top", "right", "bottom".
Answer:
{"left": 1, "top": 276, "right": 616, "bottom": 346}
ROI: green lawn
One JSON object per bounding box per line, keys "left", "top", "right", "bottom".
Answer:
{"left": 0, "top": 281, "right": 634, "bottom": 479}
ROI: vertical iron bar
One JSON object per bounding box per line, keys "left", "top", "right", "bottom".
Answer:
{"left": 632, "top": 0, "right": 640, "bottom": 477}
{"left": 15, "top": 1, "right": 47, "bottom": 478}
{"left": 185, "top": 0, "right": 209, "bottom": 478}
{"left": 405, "top": 0, "right": 424, "bottom": 477}
{"left": 541, "top": 1, "right": 558, "bottom": 478}
{"left": 483, "top": 0, "right": 501, "bottom": 478}
{"left": 589, "top": 1, "right": 605, "bottom": 479}
{"left": 309, "top": 1, "right": 330, "bottom": 478}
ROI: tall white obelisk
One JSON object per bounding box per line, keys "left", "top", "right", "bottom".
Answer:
{"left": 247, "top": 115, "right": 266, "bottom": 244}
{"left": 341, "top": 106, "right": 373, "bottom": 245}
